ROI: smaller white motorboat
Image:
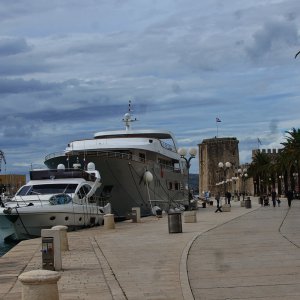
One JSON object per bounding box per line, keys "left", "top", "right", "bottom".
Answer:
{"left": 0, "top": 162, "right": 111, "bottom": 240}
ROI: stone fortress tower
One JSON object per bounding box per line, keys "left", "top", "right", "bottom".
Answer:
{"left": 198, "top": 137, "right": 240, "bottom": 196}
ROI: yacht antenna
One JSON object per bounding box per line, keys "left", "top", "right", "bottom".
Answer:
{"left": 122, "top": 100, "right": 137, "bottom": 131}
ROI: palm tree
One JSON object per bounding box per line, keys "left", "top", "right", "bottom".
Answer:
{"left": 281, "top": 128, "right": 300, "bottom": 192}
{"left": 248, "top": 151, "right": 272, "bottom": 195}
{"left": 274, "top": 151, "right": 289, "bottom": 194}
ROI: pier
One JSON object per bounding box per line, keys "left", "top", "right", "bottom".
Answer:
{"left": 1, "top": 198, "right": 300, "bottom": 299}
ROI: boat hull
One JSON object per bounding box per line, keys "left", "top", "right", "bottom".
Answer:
{"left": 45, "top": 152, "right": 188, "bottom": 218}
{"left": 0, "top": 204, "right": 104, "bottom": 240}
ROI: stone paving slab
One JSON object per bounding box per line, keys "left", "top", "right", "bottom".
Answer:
{"left": 188, "top": 199, "right": 300, "bottom": 299}
{"left": 1, "top": 197, "right": 299, "bottom": 299}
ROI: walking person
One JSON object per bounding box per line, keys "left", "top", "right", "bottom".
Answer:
{"left": 215, "top": 192, "right": 222, "bottom": 213}
{"left": 271, "top": 189, "right": 277, "bottom": 207}
{"left": 286, "top": 190, "right": 293, "bottom": 208}
{"left": 277, "top": 196, "right": 281, "bottom": 207}
{"left": 226, "top": 191, "right": 232, "bottom": 206}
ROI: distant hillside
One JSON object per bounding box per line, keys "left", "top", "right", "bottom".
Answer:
{"left": 189, "top": 173, "right": 199, "bottom": 193}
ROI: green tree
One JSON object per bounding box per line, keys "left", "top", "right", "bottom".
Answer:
{"left": 248, "top": 151, "right": 272, "bottom": 194}
{"left": 281, "top": 128, "right": 300, "bottom": 191}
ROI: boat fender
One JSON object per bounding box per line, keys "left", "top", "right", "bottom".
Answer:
{"left": 143, "top": 171, "right": 153, "bottom": 183}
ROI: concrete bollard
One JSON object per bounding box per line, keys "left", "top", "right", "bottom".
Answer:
{"left": 241, "top": 200, "right": 245, "bottom": 207}
{"left": 132, "top": 207, "right": 141, "bottom": 223}
{"left": 18, "top": 269, "right": 61, "bottom": 300}
{"left": 183, "top": 210, "right": 197, "bottom": 223}
{"left": 104, "top": 214, "right": 115, "bottom": 229}
{"left": 51, "top": 225, "right": 69, "bottom": 251}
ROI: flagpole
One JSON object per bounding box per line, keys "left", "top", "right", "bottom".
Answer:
{"left": 216, "top": 117, "right": 221, "bottom": 137}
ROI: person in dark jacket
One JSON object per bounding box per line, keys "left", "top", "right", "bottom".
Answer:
{"left": 286, "top": 190, "right": 294, "bottom": 208}
{"left": 271, "top": 190, "right": 277, "bottom": 207}
{"left": 215, "top": 192, "right": 222, "bottom": 212}
{"left": 226, "top": 191, "right": 232, "bottom": 206}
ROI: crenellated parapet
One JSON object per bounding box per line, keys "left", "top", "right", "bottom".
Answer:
{"left": 252, "top": 148, "right": 283, "bottom": 159}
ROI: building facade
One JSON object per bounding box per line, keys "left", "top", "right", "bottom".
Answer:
{"left": 0, "top": 174, "right": 26, "bottom": 196}
{"left": 198, "top": 137, "right": 240, "bottom": 197}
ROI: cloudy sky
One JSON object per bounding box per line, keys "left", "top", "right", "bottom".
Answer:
{"left": 0, "top": 0, "right": 300, "bottom": 175}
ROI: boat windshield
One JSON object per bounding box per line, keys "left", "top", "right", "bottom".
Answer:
{"left": 17, "top": 184, "right": 78, "bottom": 196}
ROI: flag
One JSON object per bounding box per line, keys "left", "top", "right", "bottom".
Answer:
{"left": 257, "top": 138, "right": 262, "bottom": 145}
{"left": 216, "top": 117, "right": 221, "bottom": 123}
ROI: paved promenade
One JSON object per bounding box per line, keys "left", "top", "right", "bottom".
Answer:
{"left": 0, "top": 197, "right": 300, "bottom": 299}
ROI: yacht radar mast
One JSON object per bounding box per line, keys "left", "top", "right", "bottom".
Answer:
{"left": 122, "top": 100, "right": 137, "bottom": 131}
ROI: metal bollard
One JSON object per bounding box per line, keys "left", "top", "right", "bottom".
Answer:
{"left": 51, "top": 225, "right": 69, "bottom": 251}
{"left": 104, "top": 214, "right": 115, "bottom": 229}
{"left": 41, "top": 229, "right": 62, "bottom": 271}
{"left": 18, "top": 269, "right": 61, "bottom": 300}
{"left": 245, "top": 197, "right": 252, "bottom": 208}
{"left": 168, "top": 212, "right": 182, "bottom": 233}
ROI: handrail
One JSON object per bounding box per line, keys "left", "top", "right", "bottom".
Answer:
{"left": 45, "top": 152, "right": 66, "bottom": 161}
{"left": 45, "top": 150, "right": 182, "bottom": 173}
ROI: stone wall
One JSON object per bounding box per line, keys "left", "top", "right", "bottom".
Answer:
{"left": 198, "top": 137, "right": 240, "bottom": 196}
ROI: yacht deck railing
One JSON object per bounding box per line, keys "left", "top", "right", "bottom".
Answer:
{"left": 45, "top": 150, "right": 182, "bottom": 173}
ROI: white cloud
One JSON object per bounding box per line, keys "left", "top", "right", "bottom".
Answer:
{"left": 0, "top": 0, "right": 299, "bottom": 175}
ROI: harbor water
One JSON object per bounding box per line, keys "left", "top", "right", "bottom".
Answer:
{"left": 0, "top": 234, "right": 18, "bottom": 257}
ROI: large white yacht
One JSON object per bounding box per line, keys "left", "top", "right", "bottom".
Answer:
{"left": 44, "top": 103, "right": 189, "bottom": 218}
{"left": 0, "top": 162, "right": 110, "bottom": 240}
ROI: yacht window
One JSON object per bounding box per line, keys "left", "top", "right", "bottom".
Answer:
{"left": 17, "top": 186, "right": 32, "bottom": 196}
{"left": 83, "top": 185, "right": 91, "bottom": 194}
{"left": 173, "top": 163, "right": 180, "bottom": 171}
{"left": 64, "top": 184, "right": 78, "bottom": 194}
{"left": 139, "top": 153, "right": 145, "bottom": 162}
{"left": 77, "top": 184, "right": 91, "bottom": 199}
{"left": 29, "top": 184, "right": 77, "bottom": 195}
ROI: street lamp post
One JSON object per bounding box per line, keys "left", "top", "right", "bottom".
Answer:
{"left": 178, "top": 147, "right": 197, "bottom": 210}
{"left": 260, "top": 179, "right": 264, "bottom": 195}
{"left": 279, "top": 175, "right": 284, "bottom": 196}
{"left": 218, "top": 162, "right": 232, "bottom": 204}
{"left": 238, "top": 168, "right": 248, "bottom": 201}
{"left": 293, "top": 172, "right": 298, "bottom": 196}
{"left": 268, "top": 177, "right": 272, "bottom": 194}
{"left": 232, "top": 177, "right": 238, "bottom": 200}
